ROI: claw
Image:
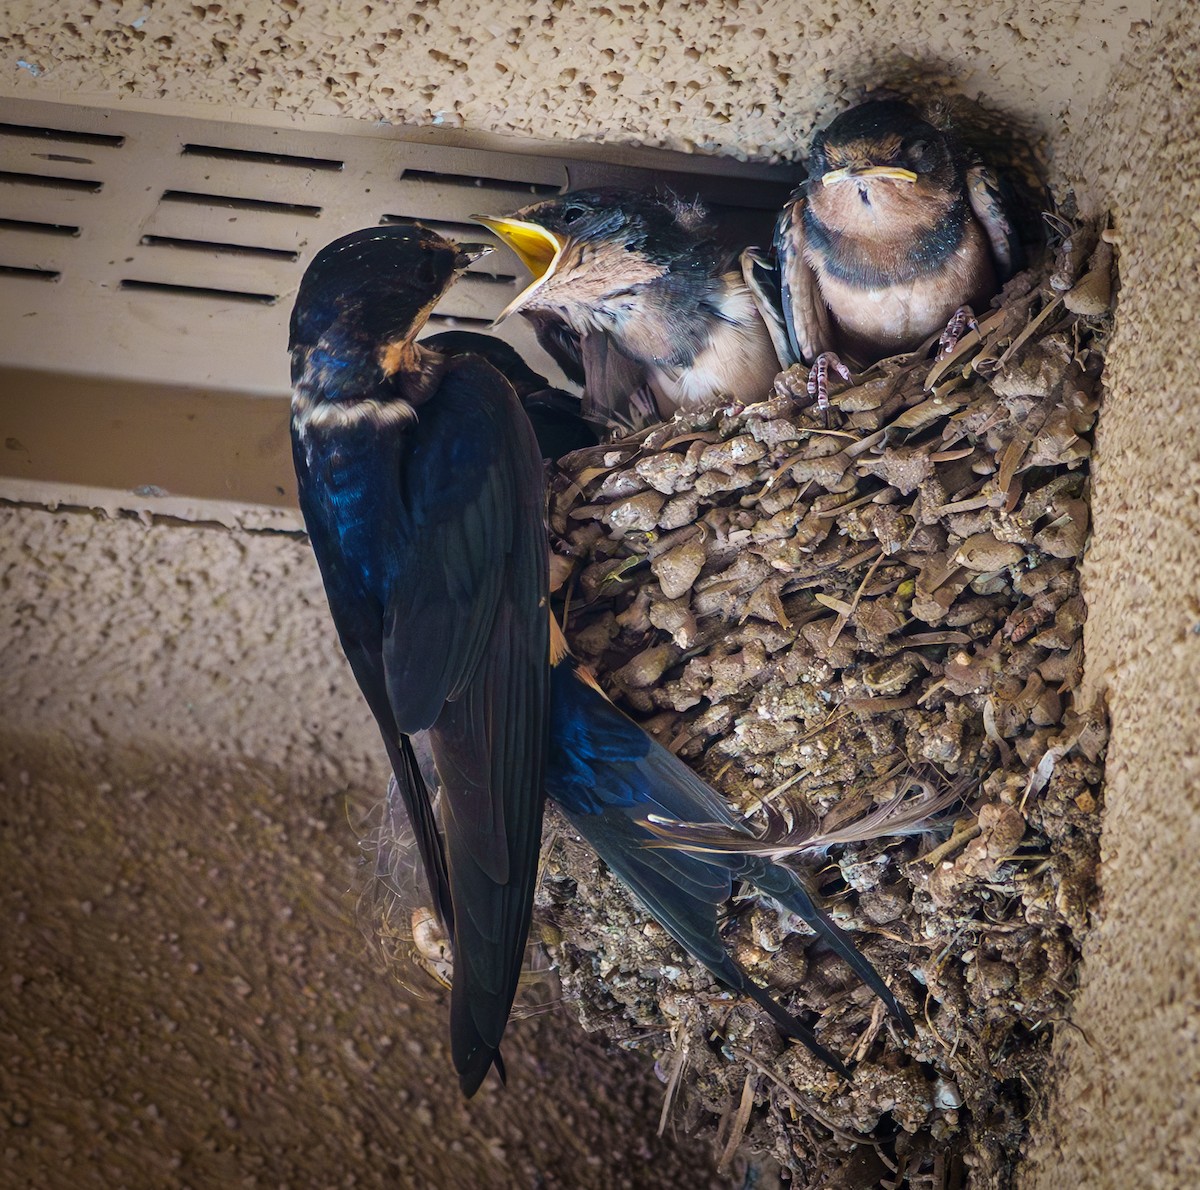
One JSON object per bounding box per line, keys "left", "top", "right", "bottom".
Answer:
{"left": 938, "top": 306, "right": 979, "bottom": 358}
{"left": 806, "top": 351, "right": 853, "bottom": 414}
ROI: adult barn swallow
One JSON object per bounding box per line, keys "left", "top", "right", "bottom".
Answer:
{"left": 761, "top": 99, "right": 1022, "bottom": 409}
{"left": 289, "top": 224, "right": 550, "bottom": 1096}
{"left": 546, "top": 621, "right": 915, "bottom": 1074}
{"left": 420, "top": 329, "right": 598, "bottom": 458}
{"left": 477, "top": 190, "right": 783, "bottom": 433}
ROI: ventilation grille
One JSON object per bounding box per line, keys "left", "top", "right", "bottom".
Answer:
{"left": 0, "top": 98, "right": 798, "bottom": 509}
{"left": 0, "top": 98, "right": 799, "bottom": 397}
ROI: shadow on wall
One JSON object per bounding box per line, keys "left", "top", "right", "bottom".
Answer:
{"left": 0, "top": 732, "right": 729, "bottom": 1189}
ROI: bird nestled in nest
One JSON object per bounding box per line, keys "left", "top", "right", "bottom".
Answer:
{"left": 745, "top": 98, "right": 1025, "bottom": 412}
{"left": 476, "top": 190, "right": 782, "bottom": 434}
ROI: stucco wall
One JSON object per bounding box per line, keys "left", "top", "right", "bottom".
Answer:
{"left": 0, "top": 506, "right": 732, "bottom": 1188}
{"left": 1, "top": 0, "right": 1144, "bottom": 162}
{"left": 2, "top": 0, "right": 1198, "bottom": 1185}
{"left": 1020, "top": 3, "right": 1200, "bottom": 1184}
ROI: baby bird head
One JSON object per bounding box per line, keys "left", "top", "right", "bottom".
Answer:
{"left": 477, "top": 189, "right": 719, "bottom": 331}
{"left": 806, "top": 100, "right": 964, "bottom": 240}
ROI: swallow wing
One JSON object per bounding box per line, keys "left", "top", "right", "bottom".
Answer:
{"left": 774, "top": 195, "right": 835, "bottom": 366}
{"left": 387, "top": 355, "right": 549, "bottom": 1094}
{"left": 549, "top": 660, "right": 856, "bottom": 1072}
{"left": 292, "top": 420, "right": 459, "bottom": 933}
{"left": 577, "top": 330, "right": 663, "bottom": 434}
{"left": 584, "top": 686, "right": 913, "bottom": 1034}
{"left": 741, "top": 246, "right": 795, "bottom": 368}
{"left": 965, "top": 164, "right": 1024, "bottom": 284}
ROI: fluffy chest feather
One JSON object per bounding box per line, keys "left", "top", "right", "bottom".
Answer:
{"left": 646, "top": 280, "right": 781, "bottom": 409}
{"left": 809, "top": 218, "right": 995, "bottom": 360}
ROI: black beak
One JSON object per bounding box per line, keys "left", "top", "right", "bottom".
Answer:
{"left": 455, "top": 243, "right": 494, "bottom": 269}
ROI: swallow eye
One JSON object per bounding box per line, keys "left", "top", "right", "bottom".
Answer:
{"left": 906, "top": 139, "right": 930, "bottom": 168}
{"left": 415, "top": 256, "right": 440, "bottom": 285}
{"left": 560, "top": 203, "right": 588, "bottom": 226}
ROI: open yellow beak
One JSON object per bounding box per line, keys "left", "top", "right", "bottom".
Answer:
{"left": 473, "top": 214, "right": 567, "bottom": 323}
{"left": 821, "top": 165, "right": 919, "bottom": 186}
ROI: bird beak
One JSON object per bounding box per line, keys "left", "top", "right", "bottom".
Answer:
{"left": 821, "top": 165, "right": 919, "bottom": 186}
{"left": 472, "top": 215, "right": 568, "bottom": 323}
{"left": 454, "top": 243, "right": 494, "bottom": 269}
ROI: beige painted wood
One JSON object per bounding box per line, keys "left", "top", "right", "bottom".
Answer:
{"left": 0, "top": 96, "right": 796, "bottom": 404}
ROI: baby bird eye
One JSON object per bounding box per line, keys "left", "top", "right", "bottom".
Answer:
{"left": 416, "top": 256, "right": 440, "bottom": 284}
{"left": 906, "top": 139, "right": 930, "bottom": 165}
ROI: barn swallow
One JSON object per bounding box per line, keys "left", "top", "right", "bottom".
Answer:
{"left": 420, "top": 329, "right": 598, "bottom": 458}
{"left": 754, "top": 99, "right": 1023, "bottom": 410}
{"left": 289, "top": 224, "right": 550, "bottom": 1096}
{"left": 476, "top": 190, "right": 783, "bottom": 433}
{"left": 546, "top": 620, "right": 915, "bottom": 1074}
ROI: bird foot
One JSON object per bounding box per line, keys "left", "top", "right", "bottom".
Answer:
{"left": 938, "top": 306, "right": 979, "bottom": 358}
{"left": 773, "top": 352, "right": 853, "bottom": 419}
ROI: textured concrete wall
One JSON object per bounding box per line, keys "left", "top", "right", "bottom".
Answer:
{"left": 0, "top": 507, "right": 729, "bottom": 1188}
{"left": 3, "top": 0, "right": 1143, "bottom": 163}
{"left": 3, "top": 0, "right": 1198, "bottom": 1186}
{"left": 1021, "top": 2, "right": 1200, "bottom": 1185}
{"left": 1, "top": 508, "right": 377, "bottom": 781}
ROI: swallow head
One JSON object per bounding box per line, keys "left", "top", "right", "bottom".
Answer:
{"left": 289, "top": 223, "right": 490, "bottom": 390}
{"left": 476, "top": 189, "right": 715, "bottom": 330}
{"left": 806, "top": 100, "right": 962, "bottom": 237}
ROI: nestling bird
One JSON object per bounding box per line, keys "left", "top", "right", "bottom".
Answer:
{"left": 754, "top": 99, "right": 1023, "bottom": 410}
{"left": 545, "top": 619, "right": 915, "bottom": 1075}
{"left": 289, "top": 224, "right": 550, "bottom": 1096}
{"left": 477, "top": 189, "right": 783, "bottom": 433}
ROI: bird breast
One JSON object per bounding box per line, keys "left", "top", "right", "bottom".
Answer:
{"left": 647, "top": 280, "right": 782, "bottom": 410}
{"left": 813, "top": 219, "right": 996, "bottom": 361}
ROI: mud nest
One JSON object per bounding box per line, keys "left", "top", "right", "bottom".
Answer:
{"left": 532, "top": 220, "right": 1115, "bottom": 1187}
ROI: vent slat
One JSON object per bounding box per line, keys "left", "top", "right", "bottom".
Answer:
{"left": 430, "top": 274, "right": 517, "bottom": 322}
{"left": 400, "top": 168, "right": 560, "bottom": 197}
{"left": 140, "top": 235, "right": 299, "bottom": 262}
{"left": 0, "top": 170, "right": 102, "bottom": 193}
{"left": 0, "top": 237, "right": 73, "bottom": 273}
{"left": 0, "top": 121, "right": 125, "bottom": 148}
{"left": 160, "top": 190, "right": 321, "bottom": 217}
{"left": 0, "top": 264, "right": 61, "bottom": 281}
{"left": 120, "top": 279, "right": 278, "bottom": 305}
{"left": 0, "top": 189, "right": 96, "bottom": 224}
{"left": 164, "top": 156, "right": 353, "bottom": 206}
{"left": 0, "top": 217, "right": 80, "bottom": 237}
{"left": 383, "top": 182, "right": 563, "bottom": 224}
{"left": 141, "top": 204, "right": 318, "bottom": 252}
{"left": 182, "top": 143, "right": 344, "bottom": 172}
{"left": 120, "top": 250, "right": 299, "bottom": 295}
